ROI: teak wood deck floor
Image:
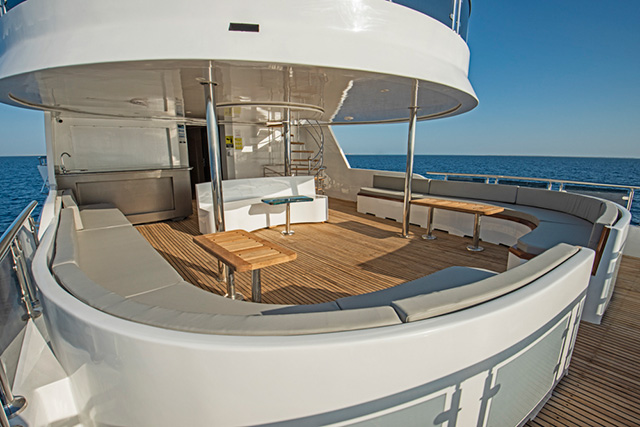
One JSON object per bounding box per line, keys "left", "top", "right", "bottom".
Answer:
{"left": 135, "top": 198, "right": 640, "bottom": 426}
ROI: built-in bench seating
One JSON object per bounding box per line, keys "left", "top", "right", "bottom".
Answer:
{"left": 357, "top": 175, "right": 619, "bottom": 261}
{"left": 52, "top": 190, "right": 588, "bottom": 335}
{"left": 195, "top": 176, "right": 328, "bottom": 234}
{"left": 357, "top": 174, "right": 630, "bottom": 324}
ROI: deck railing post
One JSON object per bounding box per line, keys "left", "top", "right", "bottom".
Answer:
{"left": 402, "top": 81, "right": 419, "bottom": 238}
{"left": 0, "top": 358, "right": 27, "bottom": 423}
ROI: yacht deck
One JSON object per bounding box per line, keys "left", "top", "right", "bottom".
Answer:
{"left": 135, "top": 198, "right": 640, "bottom": 426}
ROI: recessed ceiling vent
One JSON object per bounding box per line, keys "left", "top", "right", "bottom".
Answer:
{"left": 229, "top": 23, "right": 260, "bottom": 32}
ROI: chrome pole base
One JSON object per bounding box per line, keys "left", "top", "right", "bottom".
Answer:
{"left": 224, "top": 292, "right": 244, "bottom": 301}
{"left": 4, "top": 395, "right": 27, "bottom": 419}
{"left": 466, "top": 245, "right": 484, "bottom": 252}
{"left": 421, "top": 234, "right": 437, "bottom": 240}
{"left": 281, "top": 230, "right": 295, "bottom": 236}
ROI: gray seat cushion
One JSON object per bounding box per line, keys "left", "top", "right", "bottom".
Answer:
{"left": 516, "top": 188, "right": 606, "bottom": 223}
{"left": 516, "top": 222, "right": 591, "bottom": 255}
{"left": 128, "top": 281, "right": 277, "bottom": 315}
{"left": 52, "top": 262, "right": 401, "bottom": 335}
{"left": 392, "top": 244, "right": 580, "bottom": 323}
{"left": 76, "top": 225, "right": 184, "bottom": 297}
{"left": 79, "top": 205, "right": 131, "bottom": 230}
{"left": 336, "top": 266, "right": 497, "bottom": 310}
{"left": 106, "top": 302, "right": 402, "bottom": 336}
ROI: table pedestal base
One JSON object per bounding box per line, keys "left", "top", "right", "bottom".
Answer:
{"left": 224, "top": 269, "right": 244, "bottom": 301}
{"left": 422, "top": 207, "right": 437, "bottom": 240}
{"left": 467, "top": 213, "right": 484, "bottom": 252}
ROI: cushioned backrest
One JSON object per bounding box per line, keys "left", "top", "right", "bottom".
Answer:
{"left": 106, "top": 301, "right": 402, "bottom": 336}
{"left": 587, "top": 202, "right": 620, "bottom": 249}
{"left": 516, "top": 188, "right": 606, "bottom": 223}
{"left": 60, "top": 190, "right": 83, "bottom": 230}
{"left": 336, "top": 266, "right": 497, "bottom": 310}
{"left": 373, "top": 175, "right": 430, "bottom": 194}
{"left": 61, "top": 189, "right": 78, "bottom": 206}
{"left": 52, "top": 209, "right": 80, "bottom": 268}
{"left": 391, "top": 243, "right": 580, "bottom": 323}
{"left": 429, "top": 180, "right": 518, "bottom": 203}
{"left": 373, "top": 175, "right": 405, "bottom": 191}
{"left": 412, "top": 179, "right": 430, "bottom": 195}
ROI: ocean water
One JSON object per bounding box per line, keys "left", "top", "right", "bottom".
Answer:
{"left": 0, "top": 156, "right": 47, "bottom": 235}
{"left": 347, "top": 155, "right": 640, "bottom": 225}
{"left": 0, "top": 155, "right": 638, "bottom": 235}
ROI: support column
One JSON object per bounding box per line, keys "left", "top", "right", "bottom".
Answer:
{"left": 202, "top": 76, "right": 225, "bottom": 234}
{"left": 402, "top": 81, "right": 420, "bottom": 238}
{"left": 202, "top": 69, "right": 241, "bottom": 299}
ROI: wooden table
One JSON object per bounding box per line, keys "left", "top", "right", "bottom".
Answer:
{"left": 194, "top": 230, "right": 297, "bottom": 302}
{"left": 411, "top": 198, "right": 504, "bottom": 252}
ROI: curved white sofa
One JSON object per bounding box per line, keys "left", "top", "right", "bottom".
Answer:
{"left": 39, "top": 190, "right": 596, "bottom": 426}
{"left": 195, "top": 176, "right": 328, "bottom": 234}
{"left": 357, "top": 174, "right": 631, "bottom": 324}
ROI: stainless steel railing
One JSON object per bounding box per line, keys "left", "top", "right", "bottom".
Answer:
{"left": 0, "top": 0, "right": 29, "bottom": 17}
{"left": 0, "top": 201, "right": 41, "bottom": 318}
{"left": 0, "top": 200, "right": 40, "bottom": 423}
{"left": 387, "top": 0, "right": 471, "bottom": 40}
{"left": 425, "top": 172, "right": 639, "bottom": 211}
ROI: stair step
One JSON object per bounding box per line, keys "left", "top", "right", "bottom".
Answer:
{"left": 292, "top": 150, "right": 314, "bottom": 154}
{"left": 291, "top": 159, "right": 312, "bottom": 162}
{"left": 291, "top": 142, "right": 305, "bottom": 145}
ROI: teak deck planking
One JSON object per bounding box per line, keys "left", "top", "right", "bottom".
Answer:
{"left": 135, "top": 198, "right": 640, "bottom": 426}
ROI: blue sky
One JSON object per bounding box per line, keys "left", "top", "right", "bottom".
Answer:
{"left": 0, "top": 1, "right": 638, "bottom": 157}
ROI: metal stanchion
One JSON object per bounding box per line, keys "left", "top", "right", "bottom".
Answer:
{"left": 401, "top": 81, "right": 419, "bottom": 238}
{"left": 1, "top": 361, "right": 27, "bottom": 423}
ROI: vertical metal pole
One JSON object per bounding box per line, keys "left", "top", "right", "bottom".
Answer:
{"left": 202, "top": 67, "right": 233, "bottom": 293}
{"left": 201, "top": 75, "right": 225, "bottom": 234}
{"left": 0, "top": 360, "right": 27, "bottom": 422}
{"left": 252, "top": 270, "right": 261, "bottom": 303}
{"left": 402, "top": 81, "right": 419, "bottom": 238}
{"left": 0, "top": 404, "right": 9, "bottom": 427}
{"left": 226, "top": 268, "right": 241, "bottom": 300}
{"left": 467, "top": 213, "right": 484, "bottom": 252}
{"left": 627, "top": 189, "right": 635, "bottom": 211}
{"left": 283, "top": 108, "right": 292, "bottom": 177}
{"left": 421, "top": 207, "right": 436, "bottom": 240}
{"left": 451, "top": 0, "right": 458, "bottom": 30}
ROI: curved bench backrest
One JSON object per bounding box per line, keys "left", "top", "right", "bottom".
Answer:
{"left": 373, "top": 174, "right": 430, "bottom": 194}
{"left": 429, "top": 180, "right": 518, "bottom": 203}
{"left": 391, "top": 244, "right": 581, "bottom": 322}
